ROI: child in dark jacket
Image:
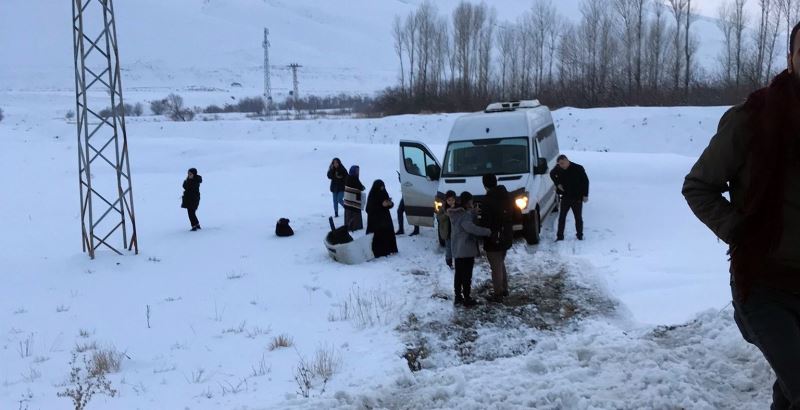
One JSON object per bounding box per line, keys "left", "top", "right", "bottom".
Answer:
{"left": 436, "top": 190, "right": 457, "bottom": 268}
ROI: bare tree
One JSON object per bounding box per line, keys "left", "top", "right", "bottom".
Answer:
{"left": 615, "top": 0, "right": 638, "bottom": 96}
{"left": 404, "top": 11, "right": 419, "bottom": 95}
{"left": 684, "top": 0, "right": 695, "bottom": 100}
{"left": 732, "top": 0, "right": 749, "bottom": 87}
{"left": 452, "top": 1, "right": 474, "bottom": 93}
{"left": 478, "top": 5, "right": 496, "bottom": 97}
{"left": 717, "top": 1, "right": 736, "bottom": 84}
{"left": 497, "top": 24, "right": 517, "bottom": 99}
{"left": 763, "top": 0, "right": 785, "bottom": 83}
{"left": 778, "top": 0, "right": 795, "bottom": 53}
{"left": 392, "top": 16, "right": 406, "bottom": 94}
{"left": 647, "top": 1, "right": 668, "bottom": 92}
{"left": 667, "top": 0, "right": 688, "bottom": 92}
{"left": 635, "top": 0, "right": 648, "bottom": 94}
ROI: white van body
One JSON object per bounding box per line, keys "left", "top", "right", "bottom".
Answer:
{"left": 398, "top": 100, "right": 560, "bottom": 244}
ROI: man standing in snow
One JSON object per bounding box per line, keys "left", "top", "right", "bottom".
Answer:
{"left": 481, "top": 174, "right": 513, "bottom": 301}
{"left": 550, "top": 155, "right": 589, "bottom": 241}
{"left": 682, "top": 22, "right": 800, "bottom": 409}
{"left": 181, "top": 167, "right": 202, "bottom": 231}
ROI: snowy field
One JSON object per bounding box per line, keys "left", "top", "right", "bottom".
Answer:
{"left": 0, "top": 94, "right": 775, "bottom": 409}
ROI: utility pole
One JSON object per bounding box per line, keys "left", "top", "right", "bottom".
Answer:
{"left": 71, "top": 0, "right": 138, "bottom": 258}
{"left": 287, "top": 63, "right": 302, "bottom": 112}
{"left": 263, "top": 28, "right": 272, "bottom": 112}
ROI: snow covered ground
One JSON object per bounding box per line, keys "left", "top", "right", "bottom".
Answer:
{"left": 0, "top": 96, "right": 775, "bottom": 409}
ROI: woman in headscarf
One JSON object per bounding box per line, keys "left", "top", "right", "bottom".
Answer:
{"left": 343, "top": 165, "right": 365, "bottom": 231}
{"left": 327, "top": 157, "right": 347, "bottom": 218}
{"left": 366, "top": 179, "right": 398, "bottom": 258}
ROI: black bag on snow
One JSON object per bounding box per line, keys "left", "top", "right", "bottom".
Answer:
{"left": 325, "top": 217, "right": 353, "bottom": 245}
{"left": 276, "top": 218, "right": 294, "bottom": 237}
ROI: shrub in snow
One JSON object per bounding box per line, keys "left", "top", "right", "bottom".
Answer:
{"left": 202, "top": 97, "right": 265, "bottom": 115}
{"left": 58, "top": 352, "right": 117, "bottom": 410}
{"left": 149, "top": 94, "right": 194, "bottom": 121}
{"left": 268, "top": 334, "right": 293, "bottom": 351}
{"left": 0, "top": 107, "right": 4, "bottom": 122}
{"left": 150, "top": 98, "right": 169, "bottom": 115}
{"left": 89, "top": 347, "right": 124, "bottom": 376}
{"left": 166, "top": 94, "right": 194, "bottom": 121}
{"left": 98, "top": 103, "right": 143, "bottom": 118}
{"left": 66, "top": 110, "right": 75, "bottom": 120}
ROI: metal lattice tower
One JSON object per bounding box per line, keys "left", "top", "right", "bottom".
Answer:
{"left": 72, "top": 0, "right": 138, "bottom": 259}
{"left": 263, "top": 28, "right": 272, "bottom": 107}
{"left": 288, "top": 63, "right": 302, "bottom": 111}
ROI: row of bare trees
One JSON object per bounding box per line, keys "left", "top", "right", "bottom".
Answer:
{"left": 717, "top": 0, "right": 800, "bottom": 91}
{"left": 377, "top": 0, "right": 799, "bottom": 114}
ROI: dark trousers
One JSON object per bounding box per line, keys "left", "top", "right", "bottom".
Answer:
{"left": 187, "top": 207, "right": 199, "bottom": 228}
{"left": 557, "top": 198, "right": 583, "bottom": 238}
{"left": 396, "top": 199, "right": 418, "bottom": 234}
{"left": 486, "top": 251, "right": 508, "bottom": 295}
{"left": 454, "top": 257, "right": 475, "bottom": 300}
{"left": 397, "top": 199, "right": 405, "bottom": 231}
{"left": 733, "top": 284, "right": 800, "bottom": 409}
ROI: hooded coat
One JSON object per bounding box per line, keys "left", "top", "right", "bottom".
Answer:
{"left": 366, "top": 180, "right": 397, "bottom": 257}
{"left": 448, "top": 207, "right": 491, "bottom": 259}
{"left": 327, "top": 159, "right": 348, "bottom": 193}
{"left": 181, "top": 174, "right": 203, "bottom": 209}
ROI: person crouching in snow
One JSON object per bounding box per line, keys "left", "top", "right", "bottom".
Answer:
{"left": 436, "top": 190, "right": 457, "bottom": 268}
{"left": 181, "top": 167, "right": 202, "bottom": 231}
{"left": 343, "top": 165, "right": 365, "bottom": 231}
{"left": 448, "top": 191, "right": 491, "bottom": 306}
{"left": 366, "top": 180, "right": 398, "bottom": 258}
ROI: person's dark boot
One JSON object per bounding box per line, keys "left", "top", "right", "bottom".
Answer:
{"left": 446, "top": 258, "right": 453, "bottom": 269}
{"left": 577, "top": 234, "right": 583, "bottom": 240}
{"left": 453, "top": 294, "right": 464, "bottom": 306}
{"left": 191, "top": 226, "right": 199, "bottom": 232}
{"left": 409, "top": 226, "right": 420, "bottom": 236}
{"left": 556, "top": 236, "right": 564, "bottom": 241}
{"left": 463, "top": 297, "right": 478, "bottom": 307}
{"left": 396, "top": 228, "right": 405, "bottom": 235}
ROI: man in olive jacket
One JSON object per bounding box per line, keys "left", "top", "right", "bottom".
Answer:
{"left": 682, "top": 22, "right": 800, "bottom": 409}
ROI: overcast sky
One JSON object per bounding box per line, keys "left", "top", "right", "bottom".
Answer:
{"left": 694, "top": 0, "right": 761, "bottom": 19}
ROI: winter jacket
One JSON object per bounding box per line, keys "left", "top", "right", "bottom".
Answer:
{"left": 327, "top": 165, "right": 347, "bottom": 193}
{"left": 181, "top": 175, "right": 202, "bottom": 209}
{"left": 480, "top": 185, "right": 514, "bottom": 252}
{"left": 683, "top": 70, "right": 800, "bottom": 284}
{"left": 550, "top": 163, "right": 589, "bottom": 200}
{"left": 436, "top": 206, "right": 451, "bottom": 241}
{"left": 343, "top": 175, "right": 365, "bottom": 211}
{"left": 448, "top": 207, "right": 491, "bottom": 259}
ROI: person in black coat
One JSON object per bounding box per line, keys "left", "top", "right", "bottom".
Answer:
{"left": 327, "top": 158, "right": 348, "bottom": 218}
{"left": 366, "top": 179, "right": 398, "bottom": 258}
{"left": 181, "top": 167, "right": 203, "bottom": 231}
{"left": 549, "top": 155, "right": 589, "bottom": 241}
{"left": 480, "top": 174, "right": 514, "bottom": 300}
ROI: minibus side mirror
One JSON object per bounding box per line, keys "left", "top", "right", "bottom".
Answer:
{"left": 533, "top": 158, "right": 548, "bottom": 175}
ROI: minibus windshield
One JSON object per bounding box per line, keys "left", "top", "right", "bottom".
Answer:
{"left": 441, "top": 137, "right": 529, "bottom": 177}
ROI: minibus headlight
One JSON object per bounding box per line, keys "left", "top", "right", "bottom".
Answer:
{"left": 515, "top": 196, "right": 529, "bottom": 210}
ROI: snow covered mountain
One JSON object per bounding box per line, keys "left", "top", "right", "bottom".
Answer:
{"left": 1, "top": 0, "right": 733, "bottom": 96}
